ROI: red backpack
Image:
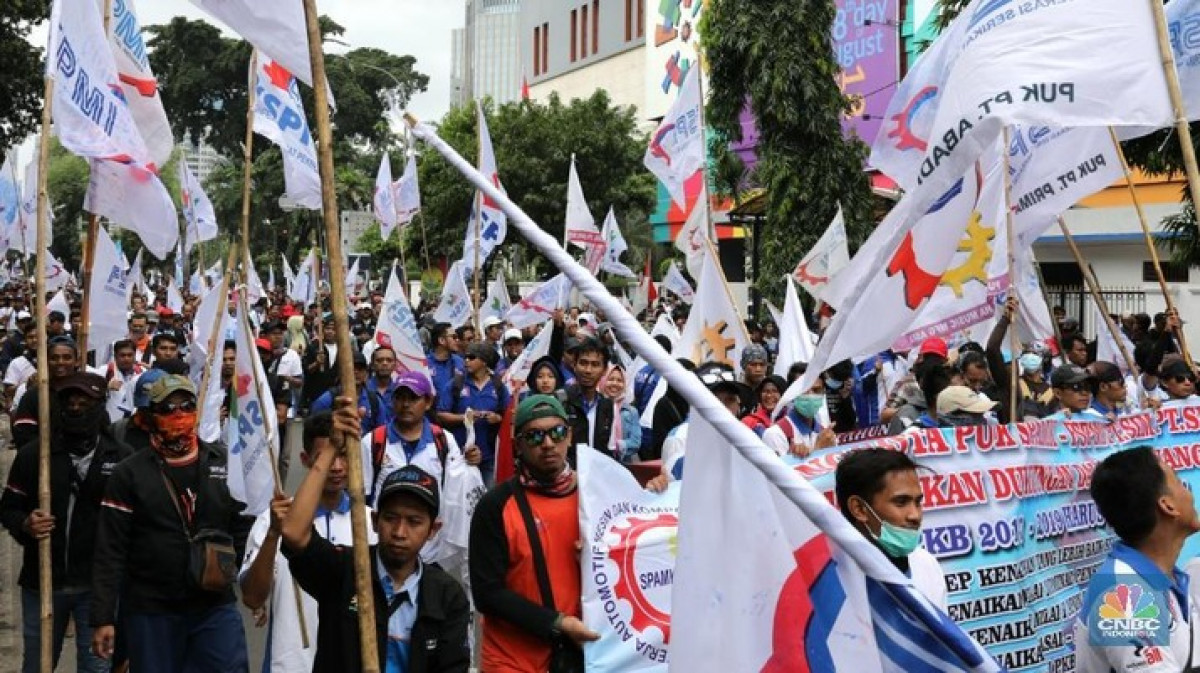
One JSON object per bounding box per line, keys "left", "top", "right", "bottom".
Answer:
{"left": 370, "top": 423, "right": 450, "bottom": 484}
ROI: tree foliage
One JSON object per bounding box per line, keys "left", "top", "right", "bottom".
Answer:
{"left": 364, "top": 91, "right": 656, "bottom": 278}
{"left": 0, "top": 0, "right": 49, "bottom": 156}
{"left": 702, "top": 0, "right": 875, "bottom": 307}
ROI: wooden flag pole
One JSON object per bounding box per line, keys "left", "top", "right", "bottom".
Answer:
{"left": 33, "top": 71, "right": 55, "bottom": 673}
{"left": 301, "top": 1, "right": 380, "bottom": 671}
{"left": 194, "top": 247, "right": 238, "bottom": 418}
{"left": 1108, "top": 127, "right": 1194, "bottom": 367}
{"left": 240, "top": 51, "right": 259, "bottom": 291}
{"left": 1149, "top": 0, "right": 1200, "bottom": 221}
{"left": 473, "top": 112, "right": 483, "bottom": 331}
{"left": 1002, "top": 128, "right": 1020, "bottom": 421}
{"left": 1057, "top": 217, "right": 1140, "bottom": 377}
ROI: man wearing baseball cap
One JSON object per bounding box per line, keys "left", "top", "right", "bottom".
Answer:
{"left": 1, "top": 372, "right": 132, "bottom": 673}
{"left": 934, "top": 385, "right": 997, "bottom": 427}
{"left": 496, "top": 328, "right": 525, "bottom": 379}
{"left": 1047, "top": 364, "right": 1105, "bottom": 420}
{"left": 470, "top": 394, "right": 600, "bottom": 672}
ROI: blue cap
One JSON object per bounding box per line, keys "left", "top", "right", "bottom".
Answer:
{"left": 133, "top": 368, "right": 168, "bottom": 409}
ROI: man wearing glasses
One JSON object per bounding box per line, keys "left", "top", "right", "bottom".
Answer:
{"left": 470, "top": 394, "right": 599, "bottom": 673}
{"left": 1157, "top": 357, "right": 1200, "bottom": 408}
{"left": 1046, "top": 364, "right": 1106, "bottom": 421}
{"left": 90, "top": 375, "right": 253, "bottom": 672}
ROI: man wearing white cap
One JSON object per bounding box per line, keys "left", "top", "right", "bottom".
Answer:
{"left": 481, "top": 316, "right": 505, "bottom": 357}
{"left": 496, "top": 328, "right": 524, "bottom": 379}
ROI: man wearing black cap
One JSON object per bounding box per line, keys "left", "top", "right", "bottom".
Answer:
{"left": 282, "top": 401, "right": 470, "bottom": 673}
{"left": 1157, "top": 356, "right": 1199, "bottom": 408}
{"left": 1, "top": 372, "right": 131, "bottom": 673}
{"left": 1088, "top": 361, "right": 1135, "bottom": 419}
{"left": 1047, "top": 364, "right": 1105, "bottom": 420}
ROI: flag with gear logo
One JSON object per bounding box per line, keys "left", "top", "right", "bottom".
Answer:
{"left": 672, "top": 243, "right": 749, "bottom": 375}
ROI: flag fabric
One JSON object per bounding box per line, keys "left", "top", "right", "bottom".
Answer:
{"left": 225, "top": 295, "right": 280, "bottom": 516}
{"left": 578, "top": 444, "right": 679, "bottom": 672}
{"left": 289, "top": 249, "right": 317, "bottom": 305}
{"left": 86, "top": 227, "right": 129, "bottom": 355}
{"left": 49, "top": 0, "right": 178, "bottom": 259}
{"left": 775, "top": 277, "right": 816, "bottom": 374}
{"left": 432, "top": 260, "right": 472, "bottom": 329}
{"left": 281, "top": 254, "right": 296, "bottom": 293}
{"left": 673, "top": 245, "right": 748, "bottom": 373}
{"left": 180, "top": 160, "right": 218, "bottom": 252}
{"left": 106, "top": 0, "right": 173, "bottom": 165}
{"left": 670, "top": 416, "right": 1002, "bottom": 673}
{"left": 124, "top": 247, "right": 144, "bottom": 303}
{"left": 792, "top": 207, "right": 850, "bottom": 302}
{"left": 189, "top": 269, "right": 205, "bottom": 295}
{"left": 165, "top": 275, "right": 184, "bottom": 312}
{"left": 252, "top": 55, "right": 321, "bottom": 210}
{"left": 674, "top": 186, "right": 708, "bottom": 280}
{"left": 501, "top": 318, "right": 554, "bottom": 392}
{"left": 344, "top": 256, "right": 361, "bottom": 297}
{"left": 506, "top": 274, "right": 570, "bottom": 330}
{"left": 373, "top": 152, "right": 398, "bottom": 238}
{"left": 480, "top": 271, "right": 512, "bottom": 323}
{"left": 189, "top": 0, "right": 317, "bottom": 89}
{"left": 173, "top": 240, "right": 184, "bottom": 287}
{"left": 16, "top": 144, "right": 46, "bottom": 256}
{"left": 245, "top": 259, "right": 266, "bottom": 305}
{"left": 765, "top": 300, "right": 783, "bottom": 331}
{"left": 661, "top": 262, "right": 694, "bottom": 304}
{"left": 43, "top": 251, "right": 69, "bottom": 293}
{"left": 46, "top": 289, "right": 70, "bottom": 318}
{"left": 374, "top": 264, "right": 429, "bottom": 377}
{"left": 565, "top": 158, "right": 605, "bottom": 273}
{"left": 266, "top": 265, "right": 275, "bottom": 292}
{"left": 393, "top": 154, "right": 421, "bottom": 228}
{"left": 599, "top": 208, "right": 636, "bottom": 277}
{"left": 0, "top": 153, "right": 22, "bottom": 254}
{"left": 190, "top": 281, "right": 234, "bottom": 440}
{"left": 464, "top": 102, "right": 507, "bottom": 271}
{"left": 644, "top": 66, "right": 704, "bottom": 209}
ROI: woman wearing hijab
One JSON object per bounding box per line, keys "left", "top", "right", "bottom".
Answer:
{"left": 601, "top": 364, "right": 641, "bottom": 463}
{"left": 742, "top": 375, "right": 785, "bottom": 437}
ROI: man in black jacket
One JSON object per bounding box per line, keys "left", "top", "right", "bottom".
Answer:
{"left": 89, "top": 375, "right": 253, "bottom": 672}
{"left": 0, "top": 372, "right": 131, "bottom": 673}
{"left": 563, "top": 337, "right": 615, "bottom": 459}
{"left": 281, "top": 396, "right": 470, "bottom": 673}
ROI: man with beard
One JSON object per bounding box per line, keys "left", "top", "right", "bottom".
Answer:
{"left": 90, "top": 375, "right": 253, "bottom": 671}
{"left": 1, "top": 373, "right": 131, "bottom": 673}
{"left": 281, "top": 399, "right": 470, "bottom": 673}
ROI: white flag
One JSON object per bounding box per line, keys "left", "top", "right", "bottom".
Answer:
{"left": 16, "top": 144, "right": 46, "bottom": 256}
{"left": 599, "top": 208, "right": 635, "bottom": 278}
{"left": 165, "top": 275, "right": 184, "bottom": 312}
{"left": 180, "top": 160, "right": 218, "bottom": 252}
{"left": 464, "top": 102, "right": 507, "bottom": 271}
{"left": 106, "top": 0, "right": 173, "bottom": 166}
{"left": 506, "top": 274, "right": 570, "bottom": 330}
{"left": 87, "top": 227, "right": 130, "bottom": 356}
{"left": 252, "top": 55, "right": 321, "bottom": 210}
{"left": 393, "top": 155, "right": 421, "bottom": 227}
{"left": 43, "top": 251, "right": 69, "bottom": 293}
{"left": 433, "top": 261, "right": 472, "bottom": 329}
{"left": 792, "top": 207, "right": 849, "bottom": 302}
{"left": 374, "top": 264, "right": 429, "bottom": 377}
{"left": 502, "top": 319, "right": 553, "bottom": 391}
{"left": 673, "top": 245, "right": 748, "bottom": 373}
{"left": 480, "top": 271, "right": 512, "bottom": 323}
{"left": 267, "top": 265, "right": 275, "bottom": 292}
{"left": 0, "top": 153, "right": 22, "bottom": 254}
{"left": 281, "top": 254, "right": 296, "bottom": 292}
{"left": 661, "top": 262, "right": 694, "bottom": 304}
{"left": 373, "top": 152, "right": 398, "bottom": 239}
{"left": 46, "top": 289, "right": 70, "bottom": 318}
{"left": 644, "top": 66, "right": 704, "bottom": 209}
{"left": 344, "top": 256, "right": 361, "bottom": 297}
{"left": 289, "top": 249, "right": 317, "bottom": 305}
{"left": 226, "top": 296, "right": 280, "bottom": 516}
{"left": 674, "top": 185, "right": 708, "bottom": 281}
{"left": 190, "top": 0, "right": 318, "bottom": 89}
{"left": 775, "top": 276, "right": 816, "bottom": 375}
{"left": 565, "top": 158, "right": 605, "bottom": 272}
{"left": 124, "top": 247, "right": 144, "bottom": 303}
{"left": 189, "top": 269, "right": 206, "bottom": 296}
{"left": 245, "top": 259, "right": 266, "bottom": 305}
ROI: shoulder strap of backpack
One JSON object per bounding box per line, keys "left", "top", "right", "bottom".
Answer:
{"left": 371, "top": 425, "right": 388, "bottom": 476}
{"left": 429, "top": 423, "right": 449, "bottom": 473}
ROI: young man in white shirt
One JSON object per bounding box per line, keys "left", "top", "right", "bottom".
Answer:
{"left": 239, "top": 411, "right": 377, "bottom": 673}
{"left": 835, "top": 448, "right": 947, "bottom": 610}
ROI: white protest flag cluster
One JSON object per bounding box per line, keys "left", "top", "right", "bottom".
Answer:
{"left": 87, "top": 226, "right": 130, "bottom": 356}
{"left": 106, "top": 0, "right": 173, "bottom": 166}
{"left": 791, "top": 0, "right": 1174, "bottom": 397}
{"left": 124, "top": 247, "right": 145, "bottom": 303}
{"left": 673, "top": 244, "right": 749, "bottom": 374}
{"left": 50, "top": 0, "right": 178, "bottom": 259}
{"left": 506, "top": 273, "right": 571, "bottom": 329}
{"left": 673, "top": 185, "right": 709, "bottom": 280}
{"left": 480, "top": 270, "right": 512, "bottom": 323}
{"left": 281, "top": 254, "right": 296, "bottom": 293}
{"left": 463, "top": 102, "right": 507, "bottom": 271}
{"left": 189, "top": 0, "right": 317, "bottom": 89}
{"left": 644, "top": 66, "right": 704, "bottom": 209}
{"left": 774, "top": 276, "right": 816, "bottom": 375}
{"left": 564, "top": 158, "right": 606, "bottom": 272}
{"left": 433, "top": 260, "right": 472, "bottom": 329}
{"left": 225, "top": 295, "right": 280, "bottom": 516}
{"left": 792, "top": 206, "right": 849, "bottom": 302}
{"left": 252, "top": 54, "right": 322, "bottom": 210}
{"left": 599, "top": 208, "right": 636, "bottom": 277}
{"left": 374, "top": 264, "right": 429, "bottom": 376}
{"left": 245, "top": 259, "right": 267, "bottom": 305}
{"left": 180, "top": 160, "right": 218, "bottom": 252}
{"left": 393, "top": 154, "right": 421, "bottom": 227}
{"left": 373, "top": 152, "right": 398, "bottom": 239}
{"left": 660, "top": 261, "right": 694, "bottom": 304}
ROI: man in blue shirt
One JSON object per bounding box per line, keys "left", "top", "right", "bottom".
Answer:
{"left": 426, "top": 323, "right": 465, "bottom": 428}
{"left": 309, "top": 351, "right": 389, "bottom": 432}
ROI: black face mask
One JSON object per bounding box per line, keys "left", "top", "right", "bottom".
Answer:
{"left": 60, "top": 403, "right": 107, "bottom": 447}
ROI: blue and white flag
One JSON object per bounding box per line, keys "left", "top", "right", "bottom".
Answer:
{"left": 433, "top": 260, "right": 472, "bottom": 329}
{"left": 374, "top": 263, "right": 428, "bottom": 377}
{"left": 252, "top": 53, "right": 321, "bottom": 210}
{"left": 226, "top": 296, "right": 279, "bottom": 516}
{"left": 463, "top": 102, "right": 506, "bottom": 271}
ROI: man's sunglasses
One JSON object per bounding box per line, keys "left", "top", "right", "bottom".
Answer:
{"left": 1060, "top": 382, "right": 1090, "bottom": 393}
{"left": 1170, "top": 375, "right": 1196, "bottom": 384}
{"left": 518, "top": 424, "right": 569, "bottom": 446}
{"left": 154, "top": 400, "right": 197, "bottom": 414}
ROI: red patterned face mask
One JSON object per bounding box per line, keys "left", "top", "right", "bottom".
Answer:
{"left": 152, "top": 411, "right": 198, "bottom": 457}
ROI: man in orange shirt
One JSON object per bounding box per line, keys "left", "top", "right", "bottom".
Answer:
{"left": 469, "top": 395, "right": 599, "bottom": 672}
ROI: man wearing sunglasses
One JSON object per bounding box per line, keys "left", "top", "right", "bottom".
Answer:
{"left": 1046, "top": 364, "right": 1106, "bottom": 421}
{"left": 1158, "top": 357, "right": 1200, "bottom": 408}
{"left": 470, "top": 394, "right": 600, "bottom": 673}
{"left": 91, "top": 375, "right": 253, "bottom": 672}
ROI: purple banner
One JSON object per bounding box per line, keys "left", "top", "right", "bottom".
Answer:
{"left": 834, "top": 0, "right": 900, "bottom": 145}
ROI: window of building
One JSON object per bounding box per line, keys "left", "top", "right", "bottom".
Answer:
{"left": 581, "top": 5, "right": 588, "bottom": 58}
{"left": 593, "top": 0, "right": 600, "bottom": 53}
{"left": 625, "top": 0, "right": 632, "bottom": 41}
{"left": 571, "top": 9, "right": 577, "bottom": 62}
{"left": 534, "top": 26, "right": 541, "bottom": 75}
{"left": 637, "top": 0, "right": 644, "bottom": 37}
{"left": 1144, "top": 261, "right": 1191, "bottom": 283}
{"left": 543, "top": 22, "right": 549, "bottom": 69}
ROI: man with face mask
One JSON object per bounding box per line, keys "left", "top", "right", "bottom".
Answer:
{"left": 835, "top": 448, "right": 947, "bottom": 610}
{"left": 90, "top": 375, "right": 253, "bottom": 672}
{"left": 1, "top": 372, "right": 131, "bottom": 673}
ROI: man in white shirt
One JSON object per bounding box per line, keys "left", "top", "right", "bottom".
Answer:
{"left": 835, "top": 448, "right": 947, "bottom": 610}
{"left": 239, "top": 411, "right": 377, "bottom": 673}
{"left": 4, "top": 322, "right": 37, "bottom": 411}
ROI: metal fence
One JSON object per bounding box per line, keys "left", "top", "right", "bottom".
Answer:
{"left": 1043, "top": 286, "right": 1146, "bottom": 339}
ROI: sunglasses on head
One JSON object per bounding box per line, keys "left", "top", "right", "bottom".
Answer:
{"left": 154, "top": 399, "right": 197, "bottom": 414}
{"left": 518, "top": 424, "right": 569, "bottom": 446}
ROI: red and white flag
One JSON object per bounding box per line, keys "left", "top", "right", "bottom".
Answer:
{"left": 464, "top": 102, "right": 506, "bottom": 271}
{"left": 506, "top": 274, "right": 570, "bottom": 330}
{"left": 644, "top": 66, "right": 704, "bottom": 209}
{"left": 792, "top": 207, "right": 849, "bottom": 303}
{"left": 106, "top": 0, "right": 173, "bottom": 165}
{"left": 565, "top": 157, "right": 605, "bottom": 273}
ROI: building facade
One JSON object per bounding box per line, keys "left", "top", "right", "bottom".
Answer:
{"left": 455, "top": 0, "right": 524, "bottom": 107}
{"left": 178, "top": 139, "right": 225, "bottom": 185}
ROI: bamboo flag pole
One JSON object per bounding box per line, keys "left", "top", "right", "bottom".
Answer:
{"left": 472, "top": 110, "right": 483, "bottom": 331}
{"left": 1149, "top": 0, "right": 1200, "bottom": 218}
{"left": 33, "top": 71, "right": 55, "bottom": 673}
{"left": 1002, "top": 128, "right": 1020, "bottom": 421}
{"left": 195, "top": 247, "right": 237, "bottom": 418}
{"left": 240, "top": 50, "right": 259, "bottom": 308}
{"left": 1108, "top": 128, "right": 1194, "bottom": 367}
{"left": 300, "top": 1, "right": 380, "bottom": 670}
{"left": 1057, "top": 218, "right": 1140, "bottom": 377}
